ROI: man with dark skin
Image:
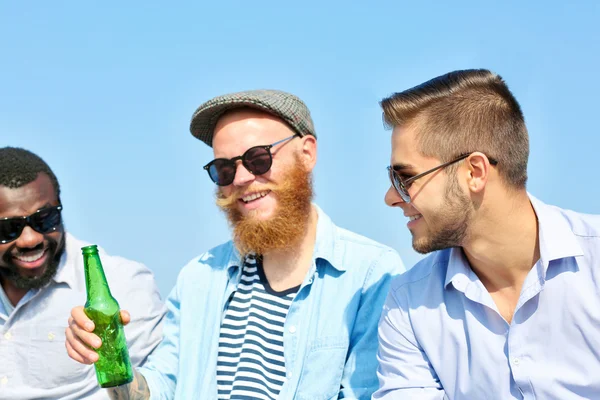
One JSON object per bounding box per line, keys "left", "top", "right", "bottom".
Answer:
{"left": 0, "top": 147, "right": 165, "bottom": 400}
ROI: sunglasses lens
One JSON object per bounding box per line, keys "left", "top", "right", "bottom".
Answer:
{"left": 244, "top": 146, "right": 272, "bottom": 175}
{"left": 0, "top": 219, "right": 25, "bottom": 243}
{"left": 209, "top": 159, "right": 236, "bottom": 186}
{"left": 31, "top": 207, "right": 62, "bottom": 233}
{"left": 389, "top": 168, "right": 410, "bottom": 203}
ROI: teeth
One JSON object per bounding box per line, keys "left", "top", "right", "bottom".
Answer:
{"left": 15, "top": 249, "right": 46, "bottom": 263}
{"left": 409, "top": 215, "right": 422, "bottom": 222}
{"left": 242, "top": 191, "right": 269, "bottom": 203}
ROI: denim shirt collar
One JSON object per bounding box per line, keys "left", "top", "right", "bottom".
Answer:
{"left": 444, "top": 193, "right": 584, "bottom": 289}
{"left": 313, "top": 204, "right": 346, "bottom": 272}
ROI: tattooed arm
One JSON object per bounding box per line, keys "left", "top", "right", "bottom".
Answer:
{"left": 107, "top": 370, "right": 150, "bottom": 400}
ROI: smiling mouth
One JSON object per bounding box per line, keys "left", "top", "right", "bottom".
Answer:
{"left": 408, "top": 214, "right": 423, "bottom": 222}
{"left": 240, "top": 190, "right": 270, "bottom": 203}
{"left": 14, "top": 248, "right": 47, "bottom": 263}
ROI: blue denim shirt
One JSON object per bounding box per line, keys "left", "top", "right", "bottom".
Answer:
{"left": 140, "top": 205, "right": 405, "bottom": 399}
{"left": 374, "top": 195, "right": 600, "bottom": 399}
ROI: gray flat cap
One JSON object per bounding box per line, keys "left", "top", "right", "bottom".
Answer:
{"left": 189, "top": 89, "right": 316, "bottom": 147}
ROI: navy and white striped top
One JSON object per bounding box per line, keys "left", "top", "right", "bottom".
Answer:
{"left": 216, "top": 256, "right": 299, "bottom": 400}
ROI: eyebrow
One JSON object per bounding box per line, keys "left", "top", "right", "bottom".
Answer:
{"left": 1, "top": 203, "right": 56, "bottom": 220}
{"left": 391, "top": 162, "right": 416, "bottom": 172}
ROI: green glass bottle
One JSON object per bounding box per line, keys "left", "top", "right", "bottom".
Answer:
{"left": 82, "top": 245, "right": 134, "bottom": 388}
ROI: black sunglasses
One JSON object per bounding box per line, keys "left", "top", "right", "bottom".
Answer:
{"left": 203, "top": 134, "right": 298, "bottom": 186}
{"left": 387, "top": 153, "right": 498, "bottom": 203}
{"left": 0, "top": 205, "right": 63, "bottom": 244}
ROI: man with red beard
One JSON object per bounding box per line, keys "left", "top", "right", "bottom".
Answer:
{"left": 373, "top": 69, "right": 600, "bottom": 399}
{"left": 66, "top": 90, "right": 405, "bottom": 399}
{"left": 0, "top": 147, "right": 166, "bottom": 400}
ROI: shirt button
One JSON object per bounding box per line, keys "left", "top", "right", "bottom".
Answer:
{"left": 0, "top": 376, "right": 7, "bottom": 385}
{"left": 513, "top": 358, "right": 520, "bottom": 365}
{"left": 288, "top": 326, "right": 297, "bottom": 334}
{"left": 48, "top": 332, "right": 56, "bottom": 341}
{"left": 287, "top": 371, "right": 293, "bottom": 378}
{"left": 3, "top": 332, "right": 11, "bottom": 340}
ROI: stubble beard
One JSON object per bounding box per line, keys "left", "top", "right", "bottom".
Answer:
{"left": 412, "top": 176, "right": 472, "bottom": 254}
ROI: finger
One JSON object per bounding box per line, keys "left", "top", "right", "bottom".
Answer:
{"left": 70, "top": 317, "right": 102, "bottom": 349}
{"left": 120, "top": 309, "right": 131, "bottom": 325}
{"left": 72, "top": 306, "right": 95, "bottom": 332}
{"left": 72, "top": 305, "right": 94, "bottom": 332}
{"left": 65, "top": 326, "right": 99, "bottom": 364}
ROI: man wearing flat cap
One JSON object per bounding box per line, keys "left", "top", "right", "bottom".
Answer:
{"left": 66, "top": 90, "right": 405, "bottom": 399}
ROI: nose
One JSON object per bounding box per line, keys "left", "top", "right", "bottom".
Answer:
{"left": 232, "top": 161, "right": 256, "bottom": 187}
{"left": 15, "top": 225, "right": 45, "bottom": 249}
{"left": 384, "top": 185, "right": 406, "bottom": 208}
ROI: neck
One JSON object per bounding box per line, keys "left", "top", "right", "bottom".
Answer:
{"left": 261, "top": 205, "right": 319, "bottom": 292}
{"left": 0, "top": 278, "right": 29, "bottom": 307}
{"left": 463, "top": 190, "right": 540, "bottom": 292}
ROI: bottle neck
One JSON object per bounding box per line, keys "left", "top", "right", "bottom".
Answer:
{"left": 83, "top": 252, "right": 112, "bottom": 300}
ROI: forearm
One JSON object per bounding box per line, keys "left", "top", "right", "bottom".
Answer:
{"left": 107, "top": 369, "right": 150, "bottom": 400}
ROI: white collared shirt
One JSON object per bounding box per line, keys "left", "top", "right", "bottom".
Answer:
{"left": 375, "top": 195, "right": 600, "bottom": 399}
{"left": 0, "top": 233, "right": 166, "bottom": 400}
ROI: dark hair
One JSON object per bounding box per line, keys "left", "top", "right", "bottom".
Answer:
{"left": 0, "top": 147, "right": 61, "bottom": 199}
{"left": 381, "top": 69, "right": 529, "bottom": 188}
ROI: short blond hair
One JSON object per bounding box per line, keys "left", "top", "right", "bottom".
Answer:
{"left": 381, "top": 69, "right": 529, "bottom": 188}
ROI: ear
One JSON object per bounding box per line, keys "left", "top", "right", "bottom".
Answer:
{"left": 465, "top": 152, "right": 493, "bottom": 193}
{"left": 298, "top": 135, "right": 317, "bottom": 171}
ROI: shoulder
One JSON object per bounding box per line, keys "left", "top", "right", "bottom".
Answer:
{"left": 549, "top": 204, "right": 600, "bottom": 238}
{"left": 318, "top": 209, "right": 406, "bottom": 279}
{"left": 387, "top": 250, "right": 450, "bottom": 305}
{"left": 65, "top": 233, "right": 152, "bottom": 279}
{"left": 64, "top": 234, "right": 161, "bottom": 303}
{"left": 176, "top": 240, "right": 238, "bottom": 280}
{"left": 334, "top": 224, "right": 394, "bottom": 252}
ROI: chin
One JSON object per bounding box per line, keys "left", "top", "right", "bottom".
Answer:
{"left": 411, "top": 234, "right": 437, "bottom": 255}
{"left": 247, "top": 208, "right": 277, "bottom": 221}
{"left": 239, "top": 201, "right": 277, "bottom": 218}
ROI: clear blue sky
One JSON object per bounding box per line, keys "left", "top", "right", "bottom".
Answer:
{"left": 2, "top": 1, "right": 599, "bottom": 297}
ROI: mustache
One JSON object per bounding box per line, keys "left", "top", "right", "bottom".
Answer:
{"left": 215, "top": 184, "right": 277, "bottom": 209}
{"left": 12, "top": 243, "right": 45, "bottom": 257}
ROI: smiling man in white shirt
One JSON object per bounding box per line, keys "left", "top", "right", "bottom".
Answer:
{"left": 0, "top": 147, "right": 165, "bottom": 400}
{"left": 374, "top": 69, "right": 600, "bottom": 399}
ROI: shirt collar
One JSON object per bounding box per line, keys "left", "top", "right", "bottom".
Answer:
{"left": 529, "top": 194, "right": 584, "bottom": 265}
{"left": 444, "top": 194, "right": 585, "bottom": 289}
{"left": 52, "top": 232, "right": 90, "bottom": 288}
{"left": 0, "top": 282, "right": 14, "bottom": 317}
{"left": 312, "top": 204, "right": 346, "bottom": 272}
{"left": 224, "top": 242, "right": 244, "bottom": 280}
{"left": 444, "top": 248, "right": 472, "bottom": 289}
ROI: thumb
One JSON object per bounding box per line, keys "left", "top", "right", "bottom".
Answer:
{"left": 119, "top": 310, "right": 131, "bottom": 326}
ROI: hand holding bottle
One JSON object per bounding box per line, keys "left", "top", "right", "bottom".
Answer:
{"left": 65, "top": 305, "right": 130, "bottom": 364}
{"left": 63, "top": 245, "right": 135, "bottom": 388}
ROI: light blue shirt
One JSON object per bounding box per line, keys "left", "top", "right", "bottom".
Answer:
{"left": 374, "top": 196, "right": 600, "bottom": 400}
{"left": 139, "top": 205, "right": 405, "bottom": 399}
{"left": 0, "top": 233, "right": 166, "bottom": 400}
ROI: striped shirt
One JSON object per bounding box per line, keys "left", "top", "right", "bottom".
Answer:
{"left": 216, "top": 255, "right": 299, "bottom": 400}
